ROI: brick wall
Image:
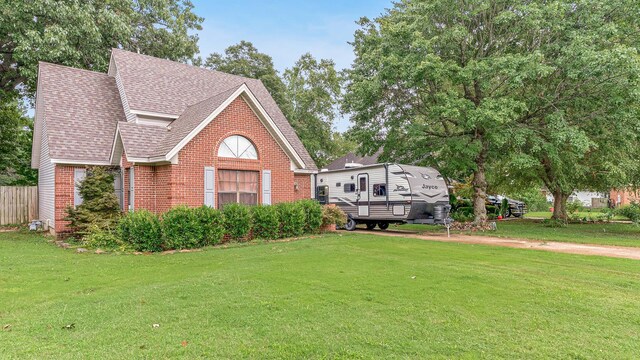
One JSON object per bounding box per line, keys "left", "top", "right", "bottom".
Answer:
{"left": 168, "top": 96, "right": 301, "bottom": 207}
{"left": 54, "top": 165, "right": 75, "bottom": 234}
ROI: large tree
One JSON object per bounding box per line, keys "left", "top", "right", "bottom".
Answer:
{"left": 203, "top": 41, "right": 290, "bottom": 118}
{"left": 0, "top": 0, "right": 203, "bottom": 96}
{"left": 343, "top": 0, "right": 640, "bottom": 224}
{"left": 283, "top": 53, "right": 343, "bottom": 167}
{"left": 0, "top": 91, "right": 37, "bottom": 185}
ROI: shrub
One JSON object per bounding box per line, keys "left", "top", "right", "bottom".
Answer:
{"left": 119, "top": 210, "right": 163, "bottom": 252}
{"left": 83, "top": 225, "right": 127, "bottom": 251}
{"left": 500, "top": 198, "right": 509, "bottom": 217}
{"left": 250, "top": 205, "right": 280, "bottom": 239}
{"left": 275, "top": 202, "right": 305, "bottom": 238}
{"left": 616, "top": 202, "right": 640, "bottom": 225}
{"left": 451, "top": 211, "right": 474, "bottom": 222}
{"left": 297, "top": 199, "right": 323, "bottom": 233}
{"left": 222, "top": 203, "right": 252, "bottom": 241}
{"left": 321, "top": 205, "right": 346, "bottom": 228}
{"left": 194, "top": 206, "right": 225, "bottom": 246}
{"left": 161, "top": 206, "right": 203, "bottom": 250}
{"left": 64, "top": 166, "right": 121, "bottom": 237}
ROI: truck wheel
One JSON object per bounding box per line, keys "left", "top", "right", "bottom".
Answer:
{"left": 377, "top": 222, "right": 389, "bottom": 230}
{"left": 345, "top": 218, "right": 357, "bottom": 231}
{"left": 504, "top": 208, "right": 512, "bottom": 218}
{"left": 366, "top": 223, "right": 376, "bottom": 230}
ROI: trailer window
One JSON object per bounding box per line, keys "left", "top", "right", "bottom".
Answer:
{"left": 373, "top": 184, "right": 387, "bottom": 197}
{"left": 316, "top": 185, "right": 329, "bottom": 205}
{"left": 343, "top": 183, "right": 356, "bottom": 193}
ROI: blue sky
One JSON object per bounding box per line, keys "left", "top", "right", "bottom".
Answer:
{"left": 191, "top": 0, "right": 393, "bottom": 131}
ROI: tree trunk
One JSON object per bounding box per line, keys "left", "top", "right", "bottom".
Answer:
{"left": 552, "top": 189, "right": 569, "bottom": 221}
{"left": 472, "top": 167, "right": 488, "bottom": 225}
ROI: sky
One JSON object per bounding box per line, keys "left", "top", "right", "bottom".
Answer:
{"left": 191, "top": 0, "right": 393, "bottom": 131}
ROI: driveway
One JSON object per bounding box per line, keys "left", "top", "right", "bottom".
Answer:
{"left": 354, "top": 230, "right": 640, "bottom": 260}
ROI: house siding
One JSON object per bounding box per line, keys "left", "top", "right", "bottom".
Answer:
{"left": 38, "top": 119, "right": 56, "bottom": 232}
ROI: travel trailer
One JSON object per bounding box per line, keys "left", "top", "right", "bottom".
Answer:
{"left": 314, "top": 163, "right": 451, "bottom": 231}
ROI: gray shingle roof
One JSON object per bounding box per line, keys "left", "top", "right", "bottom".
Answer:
{"left": 39, "top": 62, "right": 125, "bottom": 163}
{"left": 117, "top": 122, "right": 169, "bottom": 159}
{"left": 111, "top": 49, "right": 316, "bottom": 169}
{"left": 36, "top": 50, "right": 316, "bottom": 170}
{"left": 325, "top": 149, "right": 383, "bottom": 170}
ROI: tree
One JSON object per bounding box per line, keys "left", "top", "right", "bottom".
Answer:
{"left": 0, "top": 0, "right": 203, "bottom": 97}
{"left": 0, "top": 90, "right": 37, "bottom": 185}
{"left": 283, "top": 53, "right": 343, "bottom": 167}
{"left": 343, "top": 0, "right": 640, "bottom": 224}
{"left": 65, "top": 167, "right": 121, "bottom": 236}
{"left": 203, "top": 41, "right": 290, "bottom": 117}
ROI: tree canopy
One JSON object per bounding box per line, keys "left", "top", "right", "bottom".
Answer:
{"left": 344, "top": 0, "right": 640, "bottom": 222}
{"left": 283, "top": 53, "right": 344, "bottom": 167}
{"left": 0, "top": 0, "right": 203, "bottom": 96}
{"left": 204, "top": 41, "right": 290, "bottom": 118}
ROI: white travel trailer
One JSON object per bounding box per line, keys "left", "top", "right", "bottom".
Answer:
{"left": 314, "top": 163, "right": 451, "bottom": 231}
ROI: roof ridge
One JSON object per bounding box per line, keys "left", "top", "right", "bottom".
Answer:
{"left": 111, "top": 48, "right": 260, "bottom": 83}
{"left": 179, "top": 83, "right": 246, "bottom": 114}
{"left": 38, "top": 61, "right": 111, "bottom": 77}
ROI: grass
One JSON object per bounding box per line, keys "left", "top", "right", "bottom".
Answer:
{"left": 397, "top": 220, "right": 640, "bottom": 248}
{"left": 1, "top": 231, "right": 640, "bottom": 358}
{"left": 524, "top": 210, "right": 627, "bottom": 221}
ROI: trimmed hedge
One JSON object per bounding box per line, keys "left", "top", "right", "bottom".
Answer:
{"left": 223, "top": 203, "right": 252, "bottom": 241}
{"left": 161, "top": 206, "right": 204, "bottom": 250}
{"left": 119, "top": 210, "right": 163, "bottom": 252}
{"left": 195, "top": 206, "right": 225, "bottom": 245}
{"left": 251, "top": 205, "right": 280, "bottom": 239}
{"left": 298, "top": 199, "right": 323, "bottom": 233}
{"left": 96, "top": 199, "right": 328, "bottom": 252}
{"left": 275, "top": 202, "right": 306, "bottom": 238}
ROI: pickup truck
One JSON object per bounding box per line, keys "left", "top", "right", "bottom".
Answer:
{"left": 486, "top": 195, "right": 527, "bottom": 218}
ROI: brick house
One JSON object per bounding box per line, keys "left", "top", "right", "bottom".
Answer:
{"left": 31, "top": 49, "right": 317, "bottom": 234}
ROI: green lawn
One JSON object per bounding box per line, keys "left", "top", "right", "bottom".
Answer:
{"left": 397, "top": 220, "right": 640, "bottom": 248}
{"left": 524, "top": 210, "right": 627, "bottom": 221}
{"left": 1, "top": 231, "right": 640, "bottom": 358}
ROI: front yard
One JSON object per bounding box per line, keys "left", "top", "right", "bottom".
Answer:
{"left": 1, "top": 231, "right": 639, "bottom": 358}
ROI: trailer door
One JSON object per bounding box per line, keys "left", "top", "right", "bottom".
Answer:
{"left": 357, "top": 173, "right": 370, "bottom": 217}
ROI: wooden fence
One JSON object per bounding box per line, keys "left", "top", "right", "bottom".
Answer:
{"left": 0, "top": 186, "right": 38, "bottom": 225}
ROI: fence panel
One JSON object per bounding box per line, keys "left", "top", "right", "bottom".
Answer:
{"left": 0, "top": 186, "right": 38, "bottom": 225}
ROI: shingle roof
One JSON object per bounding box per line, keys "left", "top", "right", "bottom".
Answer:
{"left": 39, "top": 62, "right": 124, "bottom": 163}
{"left": 153, "top": 84, "right": 242, "bottom": 157}
{"left": 117, "top": 122, "right": 169, "bottom": 159}
{"left": 111, "top": 49, "right": 316, "bottom": 169}
{"left": 325, "top": 149, "right": 382, "bottom": 170}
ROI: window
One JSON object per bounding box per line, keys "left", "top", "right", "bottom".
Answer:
{"left": 316, "top": 185, "right": 329, "bottom": 205}
{"left": 218, "top": 135, "right": 258, "bottom": 159}
{"left": 218, "top": 170, "right": 259, "bottom": 208}
{"left": 359, "top": 177, "right": 367, "bottom": 192}
{"left": 373, "top": 184, "right": 387, "bottom": 197}
{"left": 343, "top": 183, "right": 356, "bottom": 193}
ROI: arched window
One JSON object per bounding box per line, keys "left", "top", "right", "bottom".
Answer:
{"left": 217, "top": 135, "right": 258, "bottom": 159}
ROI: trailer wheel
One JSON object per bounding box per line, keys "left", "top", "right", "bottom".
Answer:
{"left": 366, "top": 223, "right": 376, "bottom": 230}
{"left": 377, "top": 222, "right": 389, "bottom": 230}
{"left": 345, "top": 218, "right": 357, "bottom": 231}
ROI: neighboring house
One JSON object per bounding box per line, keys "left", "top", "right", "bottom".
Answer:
{"left": 543, "top": 190, "right": 608, "bottom": 208}
{"left": 324, "top": 150, "right": 382, "bottom": 170}
{"left": 610, "top": 189, "right": 640, "bottom": 207}
{"left": 31, "top": 49, "right": 317, "bottom": 234}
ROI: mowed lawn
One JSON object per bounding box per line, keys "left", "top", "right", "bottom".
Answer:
{"left": 1, "top": 231, "right": 640, "bottom": 359}
{"left": 398, "top": 220, "right": 640, "bottom": 248}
